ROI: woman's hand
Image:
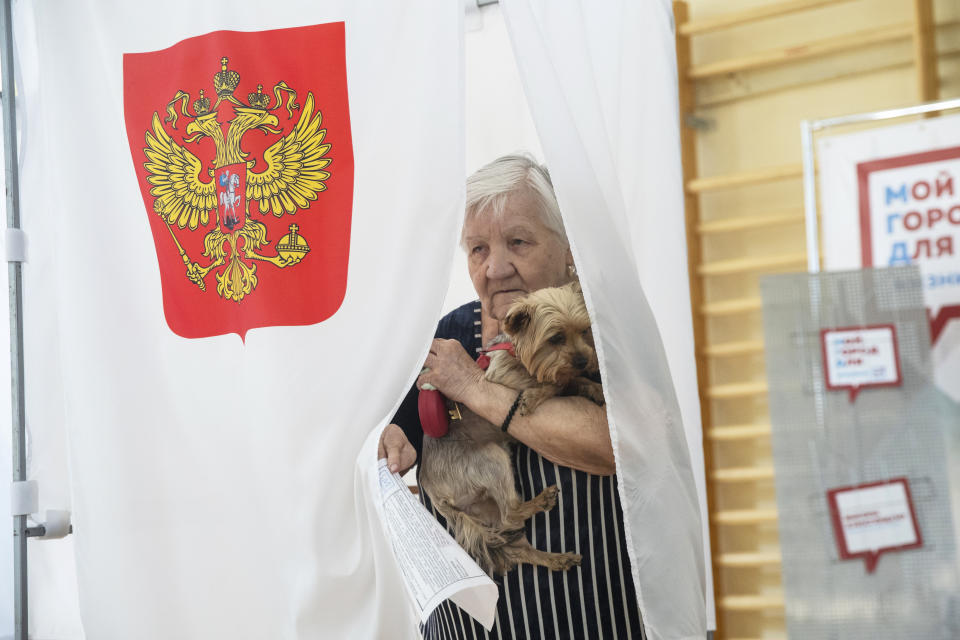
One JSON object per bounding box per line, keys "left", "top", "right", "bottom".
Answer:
{"left": 418, "top": 339, "right": 614, "bottom": 475}
{"left": 417, "top": 338, "right": 485, "bottom": 404}
{"left": 378, "top": 424, "right": 417, "bottom": 475}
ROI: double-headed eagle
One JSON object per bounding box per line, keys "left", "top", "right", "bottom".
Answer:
{"left": 143, "top": 57, "right": 331, "bottom": 302}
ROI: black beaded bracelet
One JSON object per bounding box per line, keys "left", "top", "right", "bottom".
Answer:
{"left": 501, "top": 391, "right": 524, "bottom": 433}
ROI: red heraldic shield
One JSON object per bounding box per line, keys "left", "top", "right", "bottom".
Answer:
{"left": 123, "top": 23, "right": 353, "bottom": 340}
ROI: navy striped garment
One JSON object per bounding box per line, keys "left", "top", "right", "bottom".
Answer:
{"left": 394, "top": 301, "right": 646, "bottom": 640}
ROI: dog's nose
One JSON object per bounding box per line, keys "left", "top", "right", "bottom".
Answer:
{"left": 572, "top": 354, "right": 587, "bottom": 370}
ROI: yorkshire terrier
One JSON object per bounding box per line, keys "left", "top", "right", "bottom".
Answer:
{"left": 419, "top": 281, "right": 604, "bottom": 575}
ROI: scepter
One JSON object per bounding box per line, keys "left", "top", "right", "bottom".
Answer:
{"left": 164, "top": 219, "right": 206, "bottom": 290}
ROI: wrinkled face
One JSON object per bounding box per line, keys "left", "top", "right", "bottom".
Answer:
{"left": 465, "top": 189, "right": 573, "bottom": 323}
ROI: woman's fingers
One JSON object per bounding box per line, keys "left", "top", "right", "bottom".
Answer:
{"left": 379, "top": 424, "right": 417, "bottom": 474}
{"left": 417, "top": 339, "right": 483, "bottom": 401}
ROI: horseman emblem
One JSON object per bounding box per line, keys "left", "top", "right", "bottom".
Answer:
{"left": 218, "top": 165, "right": 245, "bottom": 232}
{"left": 124, "top": 24, "right": 354, "bottom": 339}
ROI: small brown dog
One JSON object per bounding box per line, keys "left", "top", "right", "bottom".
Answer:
{"left": 419, "top": 282, "right": 604, "bottom": 575}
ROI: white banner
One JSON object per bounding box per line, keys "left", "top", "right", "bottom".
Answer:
{"left": 16, "top": 1, "right": 462, "bottom": 638}
{"left": 820, "top": 113, "right": 960, "bottom": 403}
{"left": 500, "top": 1, "right": 707, "bottom": 638}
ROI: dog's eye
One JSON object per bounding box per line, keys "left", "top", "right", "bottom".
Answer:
{"left": 549, "top": 333, "right": 565, "bottom": 345}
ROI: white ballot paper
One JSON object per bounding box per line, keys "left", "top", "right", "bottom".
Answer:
{"left": 376, "top": 459, "right": 499, "bottom": 629}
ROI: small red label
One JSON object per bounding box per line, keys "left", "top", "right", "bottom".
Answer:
{"left": 827, "top": 477, "right": 923, "bottom": 574}
{"left": 820, "top": 323, "right": 902, "bottom": 402}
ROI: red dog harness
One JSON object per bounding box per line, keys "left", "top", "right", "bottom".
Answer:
{"left": 475, "top": 341, "right": 515, "bottom": 370}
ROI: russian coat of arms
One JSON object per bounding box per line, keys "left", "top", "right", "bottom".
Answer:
{"left": 145, "top": 55, "right": 326, "bottom": 302}
{"left": 124, "top": 24, "right": 354, "bottom": 339}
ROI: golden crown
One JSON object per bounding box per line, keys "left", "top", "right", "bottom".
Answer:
{"left": 164, "top": 58, "right": 301, "bottom": 130}
{"left": 213, "top": 56, "right": 240, "bottom": 97}
{"left": 193, "top": 89, "right": 211, "bottom": 115}
{"left": 248, "top": 84, "right": 270, "bottom": 110}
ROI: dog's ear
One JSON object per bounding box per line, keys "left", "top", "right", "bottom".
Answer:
{"left": 503, "top": 304, "right": 531, "bottom": 336}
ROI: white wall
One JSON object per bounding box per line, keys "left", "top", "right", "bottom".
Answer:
{"left": 442, "top": 5, "right": 543, "bottom": 314}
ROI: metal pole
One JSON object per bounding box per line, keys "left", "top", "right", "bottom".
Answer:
{"left": 813, "top": 96, "right": 960, "bottom": 130}
{"left": 801, "top": 119, "right": 819, "bottom": 273}
{"left": 0, "top": 0, "right": 27, "bottom": 637}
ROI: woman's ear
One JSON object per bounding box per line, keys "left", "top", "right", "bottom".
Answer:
{"left": 503, "top": 304, "right": 531, "bottom": 337}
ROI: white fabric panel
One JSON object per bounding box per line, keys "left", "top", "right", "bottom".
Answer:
{"left": 580, "top": 2, "right": 714, "bottom": 626}
{"left": 455, "top": 2, "right": 714, "bottom": 628}
{"left": 500, "top": 1, "right": 706, "bottom": 639}
{"left": 11, "top": 4, "right": 86, "bottom": 635}
{"left": 17, "top": 1, "right": 462, "bottom": 638}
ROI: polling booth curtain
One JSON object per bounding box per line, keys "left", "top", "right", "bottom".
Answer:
{"left": 15, "top": 1, "right": 462, "bottom": 638}
{"left": 500, "top": 1, "right": 708, "bottom": 639}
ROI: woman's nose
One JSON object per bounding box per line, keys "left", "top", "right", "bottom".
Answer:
{"left": 485, "top": 245, "right": 516, "bottom": 280}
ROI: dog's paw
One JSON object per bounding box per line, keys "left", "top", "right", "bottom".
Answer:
{"left": 584, "top": 385, "right": 605, "bottom": 406}
{"left": 517, "top": 385, "right": 557, "bottom": 416}
{"left": 535, "top": 485, "right": 560, "bottom": 511}
{"left": 516, "top": 393, "right": 532, "bottom": 417}
{"left": 548, "top": 552, "right": 582, "bottom": 572}
{"left": 575, "top": 379, "right": 605, "bottom": 406}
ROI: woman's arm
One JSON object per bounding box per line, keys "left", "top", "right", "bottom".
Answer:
{"left": 420, "top": 338, "right": 616, "bottom": 476}
{"left": 464, "top": 377, "right": 615, "bottom": 476}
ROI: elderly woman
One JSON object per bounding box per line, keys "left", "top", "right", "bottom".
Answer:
{"left": 380, "top": 154, "right": 644, "bottom": 639}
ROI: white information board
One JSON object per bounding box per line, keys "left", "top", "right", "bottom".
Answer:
{"left": 819, "top": 114, "right": 960, "bottom": 403}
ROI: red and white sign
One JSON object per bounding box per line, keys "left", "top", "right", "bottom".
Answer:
{"left": 821, "top": 324, "right": 902, "bottom": 401}
{"left": 827, "top": 477, "right": 923, "bottom": 573}
{"left": 819, "top": 115, "right": 960, "bottom": 403}
{"left": 857, "top": 146, "right": 960, "bottom": 345}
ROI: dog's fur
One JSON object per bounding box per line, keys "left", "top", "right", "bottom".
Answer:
{"left": 419, "top": 282, "right": 604, "bottom": 575}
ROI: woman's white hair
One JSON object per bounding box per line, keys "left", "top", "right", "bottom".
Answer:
{"left": 462, "top": 153, "right": 567, "bottom": 249}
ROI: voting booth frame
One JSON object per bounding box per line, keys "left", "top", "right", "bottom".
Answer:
{"left": 1, "top": 0, "right": 32, "bottom": 638}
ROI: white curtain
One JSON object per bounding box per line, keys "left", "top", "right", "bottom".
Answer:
{"left": 500, "top": 1, "right": 708, "bottom": 638}
{"left": 14, "top": 1, "right": 708, "bottom": 638}
{"left": 16, "top": 1, "right": 461, "bottom": 638}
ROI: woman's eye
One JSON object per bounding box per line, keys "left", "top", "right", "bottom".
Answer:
{"left": 549, "top": 333, "right": 565, "bottom": 345}
{"left": 509, "top": 238, "right": 526, "bottom": 247}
